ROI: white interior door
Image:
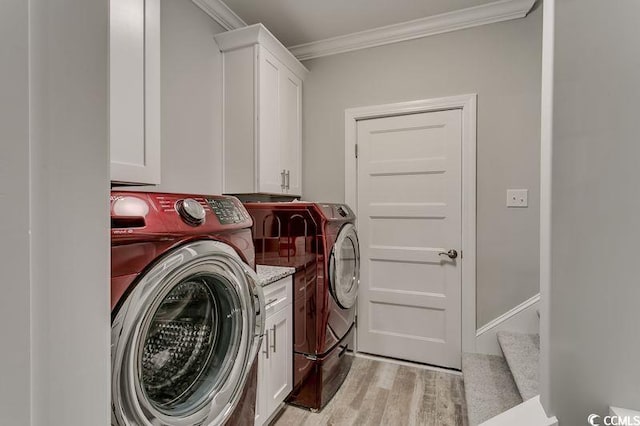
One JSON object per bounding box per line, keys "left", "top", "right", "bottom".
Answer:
{"left": 356, "top": 109, "right": 463, "bottom": 369}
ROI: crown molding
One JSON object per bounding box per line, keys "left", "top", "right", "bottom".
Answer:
{"left": 289, "top": 0, "right": 537, "bottom": 61}
{"left": 214, "top": 24, "right": 309, "bottom": 77}
{"left": 191, "top": 0, "right": 246, "bottom": 31}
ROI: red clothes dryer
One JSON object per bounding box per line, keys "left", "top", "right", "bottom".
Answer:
{"left": 111, "top": 192, "right": 265, "bottom": 426}
{"left": 245, "top": 202, "right": 360, "bottom": 411}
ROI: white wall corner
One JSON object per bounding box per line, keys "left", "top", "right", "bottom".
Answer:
{"left": 475, "top": 293, "right": 541, "bottom": 355}
{"left": 191, "top": 0, "right": 246, "bottom": 31}
{"left": 288, "top": 0, "right": 537, "bottom": 60}
{"left": 539, "top": 0, "right": 555, "bottom": 413}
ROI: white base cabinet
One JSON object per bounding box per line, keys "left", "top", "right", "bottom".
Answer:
{"left": 214, "top": 24, "right": 307, "bottom": 197}
{"left": 255, "top": 276, "right": 293, "bottom": 426}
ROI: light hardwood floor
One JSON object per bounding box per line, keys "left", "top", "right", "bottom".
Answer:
{"left": 273, "top": 356, "right": 468, "bottom": 426}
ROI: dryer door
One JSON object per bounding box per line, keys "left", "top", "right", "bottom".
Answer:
{"left": 329, "top": 223, "right": 360, "bottom": 309}
{"left": 111, "top": 241, "right": 265, "bottom": 426}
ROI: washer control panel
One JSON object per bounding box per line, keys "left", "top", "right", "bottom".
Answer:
{"left": 176, "top": 198, "right": 207, "bottom": 226}
{"left": 206, "top": 198, "right": 248, "bottom": 225}
{"left": 337, "top": 205, "right": 349, "bottom": 217}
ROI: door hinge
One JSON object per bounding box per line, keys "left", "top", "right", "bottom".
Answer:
{"left": 355, "top": 144, "right": 358, "bottom": 158}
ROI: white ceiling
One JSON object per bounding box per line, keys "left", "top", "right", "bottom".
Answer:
{"left": 221, "top": 0, "right": 498, "bottom": 46}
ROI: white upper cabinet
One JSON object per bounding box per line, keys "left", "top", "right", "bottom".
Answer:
{"left": 215, "top": 24, "right": 307, "bottom": 197}
{"left": 110, "top": 0, "right": 161, "bottom": 185}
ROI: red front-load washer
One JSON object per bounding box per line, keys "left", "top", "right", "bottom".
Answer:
{"left": 244, "top": 202, "right": 360, "bottom": 411}
{"left": 111, "top": 192, "right": 265, "bottom": 426}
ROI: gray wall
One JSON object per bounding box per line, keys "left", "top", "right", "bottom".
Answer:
{"left": 0, "top": 0, "right": 31, "bottom": 423}
{"left": 1, "top": 0, "right": 110, "bottom": 423}
{"left": 155, "top": 0, "right": 226, "bottom": 194}
{"left": 548, "top": 0, "right": 640, "bottom": 421}
{"left": 29, "top": 0, "right": 111, "bottom": 423}
{"left": 301, "top": 7, "right": 543, "bottom": 326}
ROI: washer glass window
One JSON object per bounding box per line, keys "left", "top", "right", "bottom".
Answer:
{"left": 329, "top": 224, "right": 360, "bottom": 309}
{"left": 139, "top": 273, "right": 242, "bottom": 415}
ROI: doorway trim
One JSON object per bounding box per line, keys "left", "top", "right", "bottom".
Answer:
{"left": 345, "top": 94, "right": 477, "bottom": 353}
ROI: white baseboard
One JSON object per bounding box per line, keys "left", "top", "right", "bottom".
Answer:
{"left": 475, "top": 293, "right": 540, "bottom": 355}
{"left": 610, "top": 406, "right": 640, "bottom": 417}
{"left": 353, "top": 352, "right": 463, "bottom": 376}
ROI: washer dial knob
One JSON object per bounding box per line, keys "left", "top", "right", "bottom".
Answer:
{"left": 176, "top": 198, "right": 206, "bottom": 226}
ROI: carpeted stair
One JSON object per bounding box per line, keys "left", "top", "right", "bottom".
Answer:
{"left": 461, "top": 353, "right": 522, "bottom": 425}
{"left": 497, "top": 331, "right": 539, "bottom": 401}
{"left": 462, "top": 332, "right": 540, "bottom": 425}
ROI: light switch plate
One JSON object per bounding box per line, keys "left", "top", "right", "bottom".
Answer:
{"left": 507, "top": 189, "right": 528, "bottom": 207}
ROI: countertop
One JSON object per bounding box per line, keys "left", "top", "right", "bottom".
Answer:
{"left": 256, "top": 264, "right": 295, "bottom": 287}
{"left": 254, "top": 253, "right": 316, "bottom": 272}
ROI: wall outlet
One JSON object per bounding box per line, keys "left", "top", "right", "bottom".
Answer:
{"left": 507, "top": 189, "right": 528, "bottom": 207}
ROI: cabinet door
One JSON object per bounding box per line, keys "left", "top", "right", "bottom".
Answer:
{"left": 254, "top": 335, "right": 268, "bottom": 426}
{"left": 279, "top": 67, "right": 302, "bottom": 196}
{"left": 266, "top": 306, "right": 293, "bottom": 417}
{"left": 109, "top": 0, "right": 160, "bottom": 185}
{"left": 257, "top": 47, "right": 283, "bottom": 194}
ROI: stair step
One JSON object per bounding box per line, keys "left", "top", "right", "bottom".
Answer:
{"left": 479, "top": 396, "right": 557, "bottom": 426}
{"left": 462, "top": 353, "right": 522, "bottom": 426}
{"left": 497, "top": 331, "right": 540, "bottom": 401}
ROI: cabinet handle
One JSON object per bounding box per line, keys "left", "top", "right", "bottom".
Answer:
{"left": 265, "top": 298, "right": 278, "bottom": 308}
{"left": 285, "top": 170, "right": 290, "bottom": 190}
{"left": 271, "top": 324, "right": 277, "bottom": 353}
{"left": 263, "top": 332, "right": 269, "bottom": 359}
{"left": 280, "top": 169, "right": 286, "bottom": 190}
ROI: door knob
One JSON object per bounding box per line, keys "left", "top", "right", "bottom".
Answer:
{"left": 438, "top": 249, "right": 458, "bottom": 259}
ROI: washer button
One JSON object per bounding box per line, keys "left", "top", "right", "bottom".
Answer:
{"left": 177, "top": 198, "right": 206, "bottom": 226}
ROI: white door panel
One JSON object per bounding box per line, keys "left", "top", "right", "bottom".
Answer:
{"left": 110, "top": 0, "right": 160, "bottom": 185}
{"left": 267, "top": 307, "right": 292, "bottom": 408}
{"left": 279, "top": 67, "right": 302, "bottom": 196}
{"left": 110, "top": 0, "right": 145, "bottom": 167}
{"left": 357, "top": 109, "right": 462, "bottom": 369}
{"left": 254, "top": 337, "right": 266, "bottom": 426}
{"left": 255, "top": 278, "right": 293, "bottom": 426}
{"left": 258, "top": 47, "right": 282, "bottom": 194}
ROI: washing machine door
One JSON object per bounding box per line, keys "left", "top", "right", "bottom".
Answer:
{"left": 111, "top": 240, "right": 265, "bottom": 426}
{"left": 329, "top": 223, "right": 360, "bottom": 309}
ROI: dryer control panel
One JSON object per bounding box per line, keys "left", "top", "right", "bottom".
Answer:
{"left": 314, "top": 203, "right": 355, "bottom": 221}
{"left": 206, "top": 198, "right": 249, "bottom": 225}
